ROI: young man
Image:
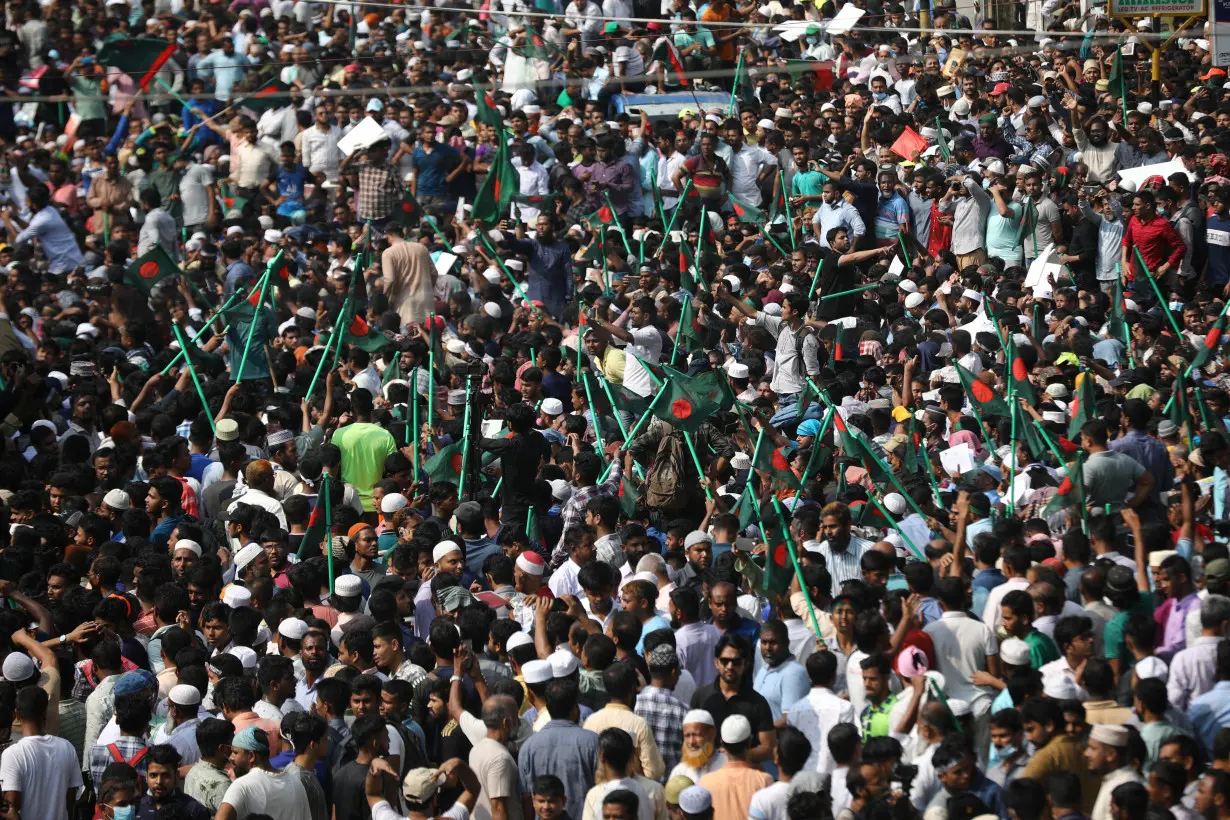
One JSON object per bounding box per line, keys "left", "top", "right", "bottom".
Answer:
{"left": 138, "top": 744, "right": 212, "bottom": 819}
{"left": 0, "top": 687, "right": 82, "bottom": 820}
{"left": 215, "top": 727, "right": 311, "bottom": 819}
{"left": 183, "top": 717, "right": 235, "bottom": 813}
{"left": 1001, "top": 590, "right": 1060, "bottom": 669}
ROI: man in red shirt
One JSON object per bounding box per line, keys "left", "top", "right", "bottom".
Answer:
{"left": 1120, "top": 190, "right": 1186, "bottom": 288}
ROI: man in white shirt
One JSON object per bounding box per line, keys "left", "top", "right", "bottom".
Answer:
{"left": 0, "top": 687, "right": 82, "bottom": 820}
{"left": 301, "top": 106, "right": 342, "bottom": 182}
{"left": 1169, "top": 596, "right": 1230, "bottom": 710}
{"left": 216, "top": 726, "right": 311, "bottom": 820}
{"left": 512, "top": 143, "right": 551, "bottom": 225}
{"left": 981, "top": 546, "right": 1032, "bottom": 633}
{"left": 723, "top": 118, "right": 777, "bottom": 207}
{"left": 785, "top": 651, "right": 856, "bottom": 775}
{"left": 589, "top": 298, "right": 663, "bottom": 398}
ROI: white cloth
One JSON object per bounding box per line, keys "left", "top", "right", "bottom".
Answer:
{"left": 980, "top": 577, "right": 1030, "bottom": 633}
{"left": 923, "top": 611, "right": 999, "bottom": 707}
{"left": 785, "top": 687, "right": 856, "bottom": 774}
{"left": 727, "top": 143, "right": 777, "bottom": 207}
{"left": 675, "top": 621, "right": 722, "bottom": 689}
{"left": 0, "top": 735, "right": 83, "bottom": 820}
{"left": 1168, "top": 635, "right": 1221, "bottom": 711}
{"left": 1091, "top": 767, "right": 1146, "bottom": 820}
{"left": 220, "top": 767, "right": 312, "bottom": 817}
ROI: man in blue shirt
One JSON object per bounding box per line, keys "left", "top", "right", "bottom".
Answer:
{"left": 752, "top": 620, "right": 810, "bottom": 721}
{"left": 410, "top": 124, "right": 461, "bottom": 209}
{"left": 875, "top": 170, "right": 912, "bottom": 245}
{"left": 811, "top": 179, "right": 866, "bottom": 248}
{"left": 221, "top": 239, "right": 256, "bottom": 298}
{"left": 6, "top": 184, "right": 82, "bottom": 273}
{"left": 196, "top": 39, "right": 254, "bottom": 101}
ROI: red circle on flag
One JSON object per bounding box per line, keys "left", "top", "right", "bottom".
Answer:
{"left": 598, "top": 206, "right": 613, "bottom": 223}
{"left": 772, "top": 449, "right": 790, "bottom": 471}
{"left": 450, "top": 453, "right": 463, "bottom": 474}
{"left": 402, "top": 202, "right": 414, "bottom": 213}
{"left": 970, "top": 380, "right": 995, "bottom": 403}
{"left": 1206, "top": 328, "right": 1222, "bottom": 349}
{"left": 672, "top": 399, "right": 693, "bottom": 419}
{"left": 138, "top": 261, "right": 160, "bottom": 279}
{"left": 773, "top": 543, "right": 788, "bottom": 566}
{"left": 277, "top": 266, "right": 289, "bottom": 281}
{"left": 350, "top": 316, "right": 369, "bottom": 336}
{"left": 1012, "top": 359, "right": 1028, "bottom": 382}
{"left": 1057, "top": 477, "right": 1072, "bottom": 495}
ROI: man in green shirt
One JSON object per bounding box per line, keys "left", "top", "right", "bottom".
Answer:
{"left": 331, "top": 387, "right": 397, "bottom": 516}
{"left": 1001, "top": 590, "right": 1059, "bottom": 669}
{"left": 790, "top": 142, "right": 826, "bottom": 203}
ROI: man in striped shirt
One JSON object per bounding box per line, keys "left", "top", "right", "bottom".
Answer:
{"left": 815, "top": 502, "right": 875, "bottom": 597}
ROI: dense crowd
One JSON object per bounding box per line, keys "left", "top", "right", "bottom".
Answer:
{"left": 4, "top": 2, "right": 1230, "bottom": 820}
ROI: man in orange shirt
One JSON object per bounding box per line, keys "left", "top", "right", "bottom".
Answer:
{"left": 698, "top": 715, "right": 772, "bottom": 819}
{"left": 700, "top": 0, "right": 742, "bottom": 70}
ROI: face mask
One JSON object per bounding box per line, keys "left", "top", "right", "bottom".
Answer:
{"left": 743, "top": 256, "right": 753, "bottom": 267}
{"left": 1169, "top": 301, "right": 1184, "bottom": 312}
{"left": 111, "top": 807, "right": 136, "bottom": 820}
{"left": 988, "top": 744, "right": 1018, "bottom": 767}
{"left": 873, "top": 91, "right": 887, "bottom": 101}
{"left": 983, "top": 178, "right": 992, "bottom": 189}
{"left": 1157, "top": 206, "right": 1169, "bottom": 216}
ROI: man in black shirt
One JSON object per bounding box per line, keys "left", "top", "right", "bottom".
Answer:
{"left": 1057, "top": 191, "right": 1099, "bottom": 291}
{"left": 332, "top": 714, "right": 398, "bottom": 820}
{"left": 814, "top": 227, "right": 897, "bottom": 320}
{"left": 688, "top": 634, "right": 776, "bottom": 764}
{"left": 480, "top": 402, "right": 551, "bottom": 532}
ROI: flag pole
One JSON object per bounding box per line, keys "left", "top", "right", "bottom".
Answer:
{"left": 305, "top": 292, "right": 349, "bottom": 398}
{"left": 807, "top": 256, "right": 825, "bottom": 300}
{"left": 603, "top": 193, "right": 633, "bottom": 257}
{"left": 427, "top": 314, "right": 436, "bottom": 436}
{"left": 672, "top": 295, "right": 690, "bottom": 366}
{"left": 780, "top": 169, "right": 795, "bottom": 249}
{"left": 581, "top": 372, "right": 605, "bottom": 455}
{"left": 866, "top": 493, "right": 926, "bottom": 561}
{"left": 324, "top": 473, "right": 335, "bottom": 595}
{"left": 236, "top": 259, "right": 277, "bottom": 384}
{"left": 769, "top": 496, "right": 823, "bottom": 637}
{"left": 794, "top": 405, "right": 836, "bottom": 491}
{"left": 171, "top": 323, "right": 217, "bottom": 436}
{"left": 819, "top": 283, "right": 878, "bottom": 301}
{"left": 757, "top": 224, "right": 790, "bottom": 258}
{"left": 160, "top": 284, "right": 247, "bottom": 374}
{"left": 728, "top": 50, "right": 745, "bottom": 115}
{"left": 411, "top": 375, "right": 419, "bottom": 474}
{"left": 1133, "top": 247, "right": 1183, "bottom": 338}
{"left": 660, "top": 179, "right": 692, "bottom": 248}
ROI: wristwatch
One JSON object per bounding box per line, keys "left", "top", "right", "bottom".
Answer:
{"left": 450, "top": 675, "right": 463, "bottom": 683}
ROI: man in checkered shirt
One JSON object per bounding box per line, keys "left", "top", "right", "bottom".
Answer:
{"left": 634, "top": 643, "right": 689, "bottom": 774}
{"left": 340, "top": 137, "right": 400, "bottom": 223}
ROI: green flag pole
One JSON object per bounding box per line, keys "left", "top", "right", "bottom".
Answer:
{"left": 757, "top": 224, "right": 790, "bottom": 258}
{"left": 794, "top": 405, "right": 835, "bottom": 491}
{"left": 769, "top": 496, "right": 823, "bottom": 637}
{"left": 305, "top": 293, "right": 349, "bottom": 399}
{"left": 236, "top": 260, "right": 277, "bottom": 383}
{"left": 171, "top": 323, "right": 217, "bottom": 436}
{"left": 866, "top": 493, "right": 926, "bottom": 561}
{"left": 324, "top": 473, "right": 335, "bottom": 595}
{"left": 660, "top": 179, "right": 692, "bottom": 248}
{"left": 427, "top": 314, "right": 436, "bottom": 436}
{"left": 819, "top": 283, "right": 878, "bottom": 301}
{"left": 780, "top": 169, "right": 795, "bottom": 249}
{"left": 603, "top": 193, "right": 633, "bottom": 257}
{"left": 410, "top": 377, "right": 419, "bottom": 473}
{"left": 728, "top": 50, "right": 745, "bottom": 115}
{"left": 581, "top": 373, "right": 605, "bottom": 455}
{"left": 807, "top": 256, "right": 825, "bottom": 299}
{"left": 1133, "top": 247, "right": 1183, "bottom": 338}
{"left": 458, "top": 377, "right": 474, "bottom": 500}
{"left": 672, "top": 295, "right": 690, "bottom": 366}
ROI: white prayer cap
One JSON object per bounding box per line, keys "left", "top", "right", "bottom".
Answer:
{"left": 433, "top": 541, "right": 462, "bottom": 563}
{"left": 174, "top": 540, "right": 202, "bottom": 557}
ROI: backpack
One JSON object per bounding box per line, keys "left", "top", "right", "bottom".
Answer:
{"left": 644, "top": 425, "right": 688, "bottom": 511}
{"left": 793, "top": 325, "right": 818, "bottom": 378}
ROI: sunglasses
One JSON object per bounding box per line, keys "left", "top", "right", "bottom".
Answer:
{"left": 717, "top": 656, "right": 744, "bottom": 666}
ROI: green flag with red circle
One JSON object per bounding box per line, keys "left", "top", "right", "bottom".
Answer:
{"left": 752, "top": 443, "right": 802, "bottom": 493}
{"left": 1067, "top": 370, "right": 1097, "bottom": 440}
{"left": 124, "top": 246, "right": 180, "bottom": 295}
{"left": 650, "top": 377, "right": 720, "bottom": 435}
{"left": 833, "top": 411, "right": 890, "bottom": 483}
{"left": 1191, "top": 312, "right": 1228, "bottom": 372}
{"left": 727, "top": 193, "right": 764, "bottom": 225}
{"left": 761, "top": 538, "right": 793, "bottom": 595}
{"left": 955, "top": 362, "right": 1009, "bottom": 417}
{"left": 424, "top": 441, "right": 465, "bottom": 486}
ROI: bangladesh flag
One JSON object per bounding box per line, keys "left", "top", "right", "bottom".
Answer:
{"left": 651, "top": 377, "right": 720, "bottom": 434}
{"left": 585, "top": 204, "right": 618, "bottom": 230}
{"left": 1013, "top": 199, "right": 1037, "bottom": 249}
{"left": 1107, "top": 45, "right": 1123, "bottom": 86}
{"left": 321, "top": 314, "right": 391, "bottom": 354}
{"left": 834, "top": 324, "right": 858, "bottom": 361}
{"left": 732, "top": 482, "right": 759, "bottom": 531}
{"left": 761, "top": 537, "right": 794, "bottom": 595}
{"left": 391, "top": 189, "right": 422, "bottom": 229}
{"left": 1044, "top": 454, "right": 1087, "bottom": 517}
{"left": 936, "top": 117, "right": 951, "bottom": 162}
{"left": 1190, "top": 311, "right": 1228, "bottom": 372}
{"left": 382, "top": 351, "right": 404, "bottom": 386}
{"left": 472, "top": 138, "right": 517, "bottom": 226}
{"left": 956, "top": 363, "right": 1009, "bottom": 417}
{"left": 125, "top": 246, "right": 179, "bottom": 295}
{"left": 688, "top": 369, "right": 735, "bottom": 411}
{"left": 474, "top": 83, "right": 504, "bottom": 128}
{"left": 1067, "top": 371, "right": 1096, "bottom": 440}
{"left": 618, "top": 474, "right": 641, "bottom": 518}
{"left": 834, "top": 412, "right": 890, "bottom": 483}
{"left": 236, "top": 78, "right": 290, "bottom": 115}
{"left": 728, "top": 193, "right": 764, "bottom": 224}
{"left": 296, "top": 475, "right": 334, "bottom": 559}
{"left": 1008, "top": 352, "right": 1037, "bottom": 405}
{"left": 651, "top": 37, "right": 689, "bottom": 87}
{"left": 753, "top": 444, "right": 802, "bottom": 493}
{"left": 97, "top": 38, "right": 175, "bottom": 79}
{"left": 424, "top": 441, "right": 465, "bottom": 485}
{"left": 674, "top": 297, "right": 702, "bottom": 361}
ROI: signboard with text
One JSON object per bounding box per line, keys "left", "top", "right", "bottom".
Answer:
{"left": 1215, "top": 0, "right": 1230, "bottom": 66}
{"left": 1110, "top": 0, "right": 1205, "bottom": 14}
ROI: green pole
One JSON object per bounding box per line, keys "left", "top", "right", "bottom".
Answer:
{"left": 324, "top": 473, "right": 335, "bottom": 595}
{"left": 305, "top": 294, "right": 349, "bottom": 399}
{"left": 867, "top": 493, "right": 925, "bottom": 561}
{"left": 236, "top": 264, "right": 275, "bottom": 383}
{"left": 795, "top": 405, "right": 836, "bottom": 491}
{"left": 661, "top": 179, "right": 692, "bottom": 244}
{"left": 603, "top": 193, "right": 633, "bottom": 257}
{"left": 819, "top": 283, "right": 879, "bottom": 301}
{"left": 696, "top": 205, "right": 707, "bottom": 266}
{"left": 160, "top": 286, "right": 248, "bottom": 374}
{"left": 1133, "top": 247, "right": 1183, "bottom": 338}
{"left": 728, "top": 49, "right": 744, "bottom": 115}
{"left": 682, "top": 431, "right": 714, "bottom": 501}
{"left": 171, "top": 323, "right": 216, "bottom": 436}
{"left": 672, "top": 296, "right": 690, "bottom": 366}
{"left": 769, "top": 496, "right": 823, "bottom": 637}
{"left": 581, "top": 372, "right": 605, "bottom": 454}
{"left": 780, "top": 169, "right": 795, "bottom": 249}
{"left": 427, "top": 314, "right": 435, "bottom": 436}
{"left": 807, "top": 256, "right": 825, "bottom": 300}
{"left": 458, "top": 377, "right": 474, "bottom": 500}
{"left": 411, "top": 377, "right": 419, "bottom": 472}
{"left": 757, "top": 224, "right": 790, "bottom": 259}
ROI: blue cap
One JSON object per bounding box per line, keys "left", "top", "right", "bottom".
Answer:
{"left": 796, "top": 419, "right": 823, "bottom": 439}
{"left": 113, "top": 669, "right": 156, "bottom": 697}
{"left": 232, "top": 727, "right": 270, "bottom": 752}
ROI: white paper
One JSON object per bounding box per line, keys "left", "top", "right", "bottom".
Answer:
{"left": 338, "top": 118, "right": 389, "bottom": 157}
{"left": 1117, "top": 159, "right": 1193, "bottom": 190}
{"left": 939, "top": 443, "right": 976, "bottom": 477}
{"left": 455, "top": 197, "right": 467, "bottom": 221}
{"left": 888, "top": 255, "right": 905, "bottom": 276}
{"left": 827, "top": 4, "right": 867, "bottom": 35}
{"left": 481, "top": 420, "right": 505, "bottom": 438}
{"left": 434, "top": 252, "right": 457, "bottom": 277}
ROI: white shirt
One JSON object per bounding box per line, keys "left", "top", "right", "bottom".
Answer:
{"left": 301, "top": 124, "right": 342, "bottom": 180}
{"left": 785, "top": 687, "right": 856, "bottom": 774}
{"left": 0, "top": 735, "right": 83, "bottom": 819}
{"left": 374, "top": 800, "right": 470, "bottom": 820}
{"left": 220, "top": 766, "right": 312, "bottom": 818}
{"left": 1169, "top": 635, "right": 1221, "bottom": 711}
{"left": 548, "top": 558, "right": 584, "bottom": 598}
{"left": 981, "top": 576, "right": 1030, "bottom": 633}
{"left": 226, "top": 488, "right": 288, "bottom": 529}
{"left": 150, "top": 717, "right": 201, "bottom": 766}
{"left": 1040, "top": 657, "right": 1090, "bottom": 702}
{"left": 1092, "top": 767, "right": 1146, "bottom": 820}
{"left": 831, "top": 767, "right": 851, "bottom": 818}
{"left": 511, "top": 157, "right": 550, "bottom": 223}
{"left": 618, "top": 331, "right": 664, "bottom": 397}
{"left": 728, "top": 143, "right": 777, "bottom": 207}
{"left": 675, "top": 621, "right": 722, "bottom": 689}
{"left": 749, "top": 781, "right": 792, "bottom": 820}
{"left": 923, "top": 611, "right": 999, "bottom": 707}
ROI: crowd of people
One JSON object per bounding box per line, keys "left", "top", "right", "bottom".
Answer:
{"left": 3, "top": 1, "right": 1230, "bottom": 820}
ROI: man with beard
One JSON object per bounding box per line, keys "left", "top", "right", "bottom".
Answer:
{"left": 670, "top": 710, "right": 726, "bottom": 782}
{"left": 690, "top": 635, "right": 775, "bottom": 763}
{"left": 498, "top": 213, "right": 573, "bottom": 318}
{"left": 215, "top": 727, "right": 311, "bottom": 819}
{"left": 296, "top": 630, "right": 333, "bottom": 710}
{"left": 1087, "top": 724, "right": 1145, "bottom": 820}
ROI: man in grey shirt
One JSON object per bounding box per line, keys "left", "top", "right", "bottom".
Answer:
{"left": 179, "top": 159, "right": 217, "bottom": 232}
{"left": 1081, "top": 419, "right": 1155, "bottom": 513}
